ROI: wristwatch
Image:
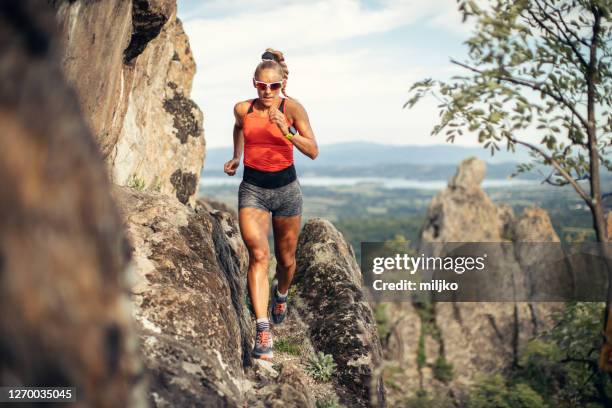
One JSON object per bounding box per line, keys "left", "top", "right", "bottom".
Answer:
{"left": 285, "top": 125, "right": 297, "bottom": 141}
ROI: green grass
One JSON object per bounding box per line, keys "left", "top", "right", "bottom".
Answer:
{"left": 274, "top": 336, "right": 302, "bottom": 356}
{"left": 126, "top": 173, "right": 146, "bottom": 191}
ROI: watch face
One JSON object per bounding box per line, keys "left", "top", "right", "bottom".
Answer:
{"left": 289, "top": 126, "right": 297, "bottom": 135}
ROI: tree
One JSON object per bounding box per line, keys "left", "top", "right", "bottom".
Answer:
{"left": 405, "top": 0, "right": 612, "bottom": 370}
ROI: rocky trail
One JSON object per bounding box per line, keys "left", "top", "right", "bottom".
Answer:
{"left": 2, "top": 1, "right": 608, "bottom": 407}
{"left": 242, "top": 269, "right": 340, "bottom": 407}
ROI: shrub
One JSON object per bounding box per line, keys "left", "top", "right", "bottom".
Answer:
{"left": 432, "top": 356, "right": 454, "bottom": 383}
{"left": 465, "top": 374, "right": 546, "bottom": 408}
{"left": 305, "top": 352, "right": 336, "bottom": 382}
{"left": 126, "top": 174, "right": 146, "bottom": 191}
{"left": 374, "top": 303, "right": 391, "bottom": 342}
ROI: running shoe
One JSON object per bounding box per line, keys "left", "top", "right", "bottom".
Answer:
{"left": 270, "top": 280, "right": 288, "bottom": 325}
{"left": 252, "top": 329, "right": 273, "bottom": 360}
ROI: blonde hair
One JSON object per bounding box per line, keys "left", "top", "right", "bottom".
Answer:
{"left": 254, "top": 48, "right": 291, "bottom": 98}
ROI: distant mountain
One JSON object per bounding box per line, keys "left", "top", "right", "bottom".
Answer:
{"left": 203, "top": 142, "right": 531, "bottom": 173}
{"left": 201, "top": 142, "right": 612, "bottom": 183}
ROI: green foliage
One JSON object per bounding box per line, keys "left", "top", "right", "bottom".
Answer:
{"left": 563, "top": 227, "right": 594, "bottom": 243}
{"left": 274, "top": 336, "right": 302, "bottom": 356}
{"left": 445, "top": 303, "right": 611, "bottom": 407}
{"left": 465, "top": 374, "right": 547, "bottom": 408}
{"left": 512, "top": 302, "right": 611, "bottom": 407}
{"left": 416, "top": 331, "right": 426, "bottom": 370}
{"left": 432, "top": 356, "right": 454, "bottom": 383}
{"left": 515, "top": 339, "right": 563, "bottom": 399}
{"left": 305, "top": 352, "right": 337, "bottom": 382}
{"left": 406, "top": 0, "right": 612, "bottom": 194}
{"left": 315, "top": 394, "right": 344, "bottom": 408}
{"left": 547, "top": 302, "right": 603, "bottom": 357}
{"left": 126, "top": 173, "right": 146, "bottom": 191}
{"left": 374, "top": 303, "right": 391, "bottom": 342}
{"left": 414, "top": 301, "right": 441, "bottom": 340}
{"left": 335, "top": 217, "right": 422, "bottom": 259}
{"left": 403, "top": 391, "right": 455, "bottom": 408}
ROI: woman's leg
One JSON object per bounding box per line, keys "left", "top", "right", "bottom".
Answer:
{"left": 239, "top": 207, "right": 271, "bottom": 319}
{"left": 272, "top": 214, "right": 302, "bottom": 294}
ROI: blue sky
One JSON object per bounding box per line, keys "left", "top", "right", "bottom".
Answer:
{"left": 178, "top": 0, "right": 479, "bottom": 148}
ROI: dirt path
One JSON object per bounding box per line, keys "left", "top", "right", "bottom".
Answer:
{"left": 242, "top": 258, "right": 342, "bottom": 407}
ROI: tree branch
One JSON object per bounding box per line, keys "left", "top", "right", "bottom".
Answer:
{"left": 450, "top": 59, "right": 590, "bottom": 131}
{"left": 526, "top": 2, "right": 589, "bottom": 69}
{"left": 506, "top": 134, "right": 593, "bottom": 206}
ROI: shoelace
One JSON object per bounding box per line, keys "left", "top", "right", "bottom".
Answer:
{"left": 274, "top": 302, "right": 286, "bottom": 315}
{"left": 256, "top": 330, "right": 271, "bottom": 346}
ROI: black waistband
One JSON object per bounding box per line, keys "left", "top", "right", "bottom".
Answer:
{"left": 243, "top": 164, "right": 297, "bottom": 189}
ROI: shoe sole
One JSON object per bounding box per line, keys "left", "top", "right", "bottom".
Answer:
{"left": 271, "top": 310, "right": 286, "bottom": 325}
{"left": 252, "top": 351, "right": 273, "bottom": 360}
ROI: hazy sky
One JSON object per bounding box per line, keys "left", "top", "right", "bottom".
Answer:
{"left": 179, "top": 0, "right": 480, "bottom": 148}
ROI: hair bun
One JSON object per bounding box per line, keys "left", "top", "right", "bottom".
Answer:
{"left": 261, "top": 51, "right": 277, "bottom": 62}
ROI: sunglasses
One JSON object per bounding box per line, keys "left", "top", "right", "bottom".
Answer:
{"left": 253, "top": 79, "right": 283, "bottom": 91}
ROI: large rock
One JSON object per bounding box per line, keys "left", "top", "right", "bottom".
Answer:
{"left": 113, "top": 186, "right": 252, "bottom": 406}
{"left": 294, "top": 219, "right": 386, "bottom": 408}
{"left": 421, "top": 158, "right": 501, "bottom": 243}
{"left": 53, "top": 0, "right": 205, "bottom": 206}
{"left": 448, "top": 156, "right": 486, "bottom": 190}
{"left": 260, "top": 364, "right": 316, "bottom": 408}
{"left": 0, "top": 2, "right": 145, "bottom": 406}
{"left": 383, "top": 158, "right": 565, "bottom": 402}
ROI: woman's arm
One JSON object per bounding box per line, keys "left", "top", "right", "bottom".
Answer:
{"left": 224, "top": 102, "right": 247, "bottom": 175}
{"left": 288, "top": 100, "right": 318, "bottom": 160}
{"left": 270, "top": 100, "right": 319, "bottom": 160}
{"left": 232, "top": 102, "right": 245, "bottom": 160}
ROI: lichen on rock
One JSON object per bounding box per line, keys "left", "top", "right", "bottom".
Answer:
{"left": 163, "top": 90, "right": 201, "bottom": 144}
{"left": 170, "top": 169, "right": 198, "bottom": 204}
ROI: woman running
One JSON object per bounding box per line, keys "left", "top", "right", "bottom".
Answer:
{"left": 224, "top": 48, "right": 318, "bottom": 360}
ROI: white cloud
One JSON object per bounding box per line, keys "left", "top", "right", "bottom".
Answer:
{"left": 182, "top": 0, "right": 478, "bottom": 147}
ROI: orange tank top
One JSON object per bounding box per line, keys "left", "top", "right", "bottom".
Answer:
{"left": 242, "top": 98, "right": 293, "bottom": 172}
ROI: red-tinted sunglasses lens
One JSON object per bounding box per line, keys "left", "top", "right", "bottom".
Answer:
{"left": 255, "top": 81, "right": 282, "bottom": 91}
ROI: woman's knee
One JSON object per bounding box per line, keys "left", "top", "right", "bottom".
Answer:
{"left": 249, "top": 247, "right": 269, "bottom": 264}
{"left": 276, "top": 254, "right": 296, "bottom": 271}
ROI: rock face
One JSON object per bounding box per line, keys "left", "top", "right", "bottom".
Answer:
{"left": 0, "top": 2, "right": 145, "bottom": 406}
{"left": 115, "top": 190, "right": 382, "bottom": 407}
{"left": 382, "top": 158, "right": 565, "bottom": 405}
{"left": 53, "top": 0, "right": 205, "bottom": 206}
{"left": 112, "top": 187, "right": 252, "bottom": 406}
{"left": 1, "top": 1, "right": 398, "bottom": 406}
{"left": 295, "top": 219, "right": 386, "bottom": 408}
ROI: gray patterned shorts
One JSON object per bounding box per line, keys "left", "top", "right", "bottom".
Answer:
{"left": 238, "top": 179, "right": 303, "bottom": 217}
